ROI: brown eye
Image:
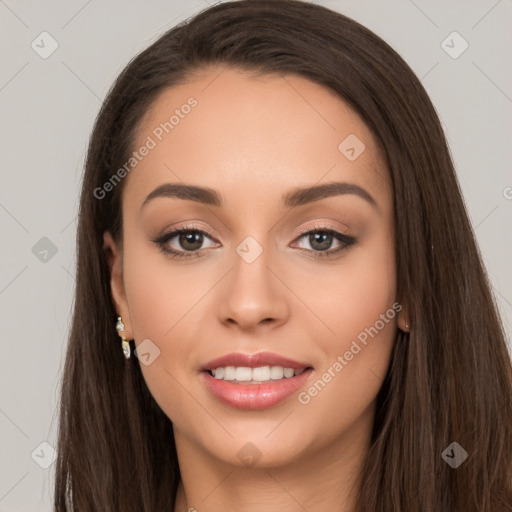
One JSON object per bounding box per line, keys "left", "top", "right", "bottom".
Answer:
{"left": 152, "top": 225, "right": 218, "bottom": 259}
{"left": 178, "top": 231, "right": 204, "bottom": 251}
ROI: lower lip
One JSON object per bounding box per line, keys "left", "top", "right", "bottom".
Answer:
{"left": 200, "top": 369, "right": 313, "bottom": 410}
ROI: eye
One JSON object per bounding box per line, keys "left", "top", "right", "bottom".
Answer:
{"left": 152, "top": 225, "right": 219, "bottom": 259}
{"left": 292, "top": 225, "right": 356, "bottom": 258}
{"left": 152, "top": 224, "right": 356, "bottom": 260}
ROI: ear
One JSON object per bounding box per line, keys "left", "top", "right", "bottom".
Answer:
{"left": 103, "top": 231, "right": 133, "bottom": 339}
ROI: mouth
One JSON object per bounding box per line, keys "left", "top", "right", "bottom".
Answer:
{"left": 199, "top": 352, "right": 314, "bottom": 409}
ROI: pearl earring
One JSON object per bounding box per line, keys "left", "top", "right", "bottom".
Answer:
{"left": 116, "top": 316, "right": 130, "bottom": 359}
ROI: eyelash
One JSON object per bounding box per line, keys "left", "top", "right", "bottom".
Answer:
{"left": 152, "top": 224, "right": 356, "bottom": 260}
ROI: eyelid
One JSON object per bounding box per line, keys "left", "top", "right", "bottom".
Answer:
{"left": 295, "top": 222, "right": 350, "bottom": 238}
{"left": 153, "top": 223, "right": 219, "bottom": 246}
{"left": 160, "top": 221, "right": 220, "bottom": 240}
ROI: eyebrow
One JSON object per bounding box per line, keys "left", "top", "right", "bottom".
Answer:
{"left": 141, "top": 181, "right": 378, "bottom": 210}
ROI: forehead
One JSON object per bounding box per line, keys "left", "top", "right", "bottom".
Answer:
{"left": 124, "top": 66, "right": 390, "bottom": 212}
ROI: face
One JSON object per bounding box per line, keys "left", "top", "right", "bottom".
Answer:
{"left": 104, "top": 66, "right": 406, "bottom": 469}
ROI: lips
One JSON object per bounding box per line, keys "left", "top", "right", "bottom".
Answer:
{"left": 199, "top": 351, "right": 314, "bottom": 409}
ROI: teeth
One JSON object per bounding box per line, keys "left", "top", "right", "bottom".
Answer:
{"left": 253, "top": 366, "right": 271, "bottom": 381}
{"left": 270, "top": 366, "right": 283, "bottom": 379}
{"left": 235, "top": 367, "right": 252, "bottom": 381}
{"left": 223, "top": 366, "right": 236, "bottom": 380}
{"left": 283, "top": 367, "right": 295, "bottom": 378}
{"left": 210, "top": 365, "right": 306, "bottom": 383}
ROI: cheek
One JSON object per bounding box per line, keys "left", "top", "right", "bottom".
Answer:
{"left": 121, "top": 221, "right": 216, "bottom": 340}
{"left": 121, "top": 237, "right": 204, "bottom": 416}
{"left": 293, "top": 227, "right": 396, "bottom": 347}
{"left": 294, "top": 230, "right": 397, "bottom": 419}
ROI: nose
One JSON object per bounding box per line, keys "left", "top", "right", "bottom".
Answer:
{"left": 216, "top": 245, "right": 289, "bottom": 332}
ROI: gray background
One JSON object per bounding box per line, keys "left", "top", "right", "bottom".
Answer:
{"left": 1, "top": 1, "right": 511, "bottom": 510}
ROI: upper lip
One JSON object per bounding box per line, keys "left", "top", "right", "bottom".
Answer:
{"left": 201, "top": 351, "right": 312, "bottom": 371}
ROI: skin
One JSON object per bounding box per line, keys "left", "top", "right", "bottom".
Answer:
{"left": 103, "top": 65, "right": 409, "bottom": 512}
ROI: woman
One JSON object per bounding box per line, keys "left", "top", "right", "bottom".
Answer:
{"left": 53, "top": 1, "right": 512, "bottom": 510}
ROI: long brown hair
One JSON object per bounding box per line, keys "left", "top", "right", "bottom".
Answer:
{"left": 53, "top": 1, "right": 512, "bottom": 510}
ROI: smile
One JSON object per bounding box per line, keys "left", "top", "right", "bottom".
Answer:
{"left": 199, "top": 351, "right": 314, "bottom": 409}
{"left": 208, "top": 365, "right": 306, "bottom": 383}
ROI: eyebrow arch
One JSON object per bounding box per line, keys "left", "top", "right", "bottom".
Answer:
{"left": 283, "top": 182, "right": 378, "bottom": 209}
{"left": 141, "top": 183, "right": 223, "bottom": 209}
{"left": 141, "top": 181, "right": 378, "bottom": 210}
